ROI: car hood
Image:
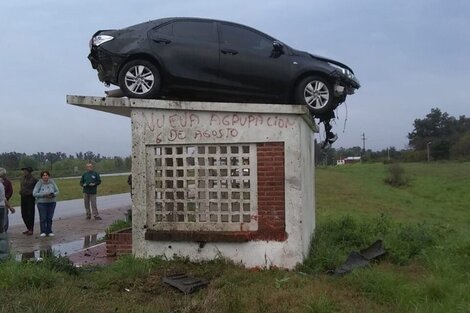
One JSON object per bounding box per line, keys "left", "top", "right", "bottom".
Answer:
{"left": 291, "top": 49, "right": 355, "bottom": 74}
{"left": 308, "top": 53, "right": 355, "bottom": 74}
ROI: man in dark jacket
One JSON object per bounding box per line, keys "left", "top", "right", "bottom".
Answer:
{"left": 80, "top": 163, "right": 102, "bottom": 220}
{"left": 19, "top": 166, "right": 37, "bottom": 235}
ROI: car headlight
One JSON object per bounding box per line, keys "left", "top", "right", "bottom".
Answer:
{"left": 328, "top": 62, "right": 355, "bottom": 79}
{"left": 328, "top": 62, "right": 346, "bottom": 74}
{"left": 92, "top": 35, "right": 114, "bottom": 47}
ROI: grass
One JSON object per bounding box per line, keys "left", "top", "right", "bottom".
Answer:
{"left": 8, "top": 174, "right": 131, "bottom": 207}
{"left": 316, "top": 162, "right": 470, "bottom": 235}
{"left": 1, "top": 162, "right": 469, "bottom": 312}
{"left": 106, "top": 219, "right": 132, "bottom": 234}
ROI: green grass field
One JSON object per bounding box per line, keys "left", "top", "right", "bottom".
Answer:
{"left": 1, "top": 163, "right": 469, "bottom": 313}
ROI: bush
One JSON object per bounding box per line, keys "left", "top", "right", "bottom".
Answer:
{"left": 384, "top": 163, "right": 409, "bottom": 187}
{"left": 386, "top": 223, "right": 446, "bottom": 265}
{"left": 301, "top": 215, "right": 445, "bottom": 273}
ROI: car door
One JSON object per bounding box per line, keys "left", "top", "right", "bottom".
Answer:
{"left": 148, "top": 20, "right": 219, "bottom": 89}
{"left": 217, "top": 22, "right": 292, "bottom": 100}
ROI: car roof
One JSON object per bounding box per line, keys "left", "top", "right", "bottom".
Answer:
{"left": 125, "top": 17, "right": 277, "bottom": 40}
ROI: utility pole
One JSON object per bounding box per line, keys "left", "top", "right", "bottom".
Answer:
{"left": 427, "top": 142, "right": 432, "bottom": 162}
{"left": 361, "top": 133, "right": 366, "bottom": 153}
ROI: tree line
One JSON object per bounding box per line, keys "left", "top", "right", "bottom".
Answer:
{"left": 3, "top": 107, "right": 469, "bottom": 171}
{"left": 0, "top": 151, "right": 131, "bottom": 178}
{"left": 317, "top": 108, "right": 470, "bottom": 165}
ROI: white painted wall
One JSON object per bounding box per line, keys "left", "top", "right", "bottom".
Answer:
{"left": 66, "top": 96, "right": 317, "bottom": 269}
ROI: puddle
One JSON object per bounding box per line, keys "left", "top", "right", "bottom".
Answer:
{"left": 15, "top": 233, "right": 106, "bottom": 261}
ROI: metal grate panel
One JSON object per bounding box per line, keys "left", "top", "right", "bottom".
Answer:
{"left": 150, "top": 144, "right": 258, "bottom": 232}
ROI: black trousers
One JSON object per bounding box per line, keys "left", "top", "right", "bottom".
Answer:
{"left": 21, "top": 195, "right": 35, "bottom": 231}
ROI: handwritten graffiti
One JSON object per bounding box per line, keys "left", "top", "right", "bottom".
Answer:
{"left": 169, "top": 113, "right": 200, "bottom": 128}
{"left": 145, "top": 112, "right": 296, "bottom": 143}
{"left": 209, "top": 113, "right": 295, "bottom": 129}
{"left": 194, "top": 128, "right": 239, "bottom": 140}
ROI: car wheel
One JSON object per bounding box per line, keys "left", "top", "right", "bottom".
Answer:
{"left": 119, "top": 60, "right": 160, "bottom": 99}
{"left": 295, "top": 76, "right": 335, "bottom": 115}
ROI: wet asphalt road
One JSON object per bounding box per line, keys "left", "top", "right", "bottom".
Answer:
{"left": 6, "top": 193, "right": 132, "bottom": 257}
{"left": 9, "top": 193, "right": 131, "bottom": 226}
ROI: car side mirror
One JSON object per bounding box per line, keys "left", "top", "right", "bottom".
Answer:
{"left": 273, "top": 41, "right": 284, "bottom": 52}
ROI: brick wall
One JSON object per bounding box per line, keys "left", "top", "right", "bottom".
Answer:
{"left": 145, "top": 141, "right": 287, "bottom": 242}
{"left": 255, "top": 142, "right": 287, "bottom": 241}
{"left": 106, "top": 228, "right": 132, "bottom": 257}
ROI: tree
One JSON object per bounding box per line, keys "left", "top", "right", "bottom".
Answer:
{"left": 0, "top": 152, "right": 23, "bottom": 170}
{"left": 408, "top": 108, "right": 461, "bottom": 160}
{"left": 450, "top": 131, "right": 470, "bottom": 160}
{"left": 19, "top": 155, "right": 39, "bottom": 170}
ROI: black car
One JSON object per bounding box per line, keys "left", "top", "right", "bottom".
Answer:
{"left": 88, "top": 17, "right": 360, "bottom": 115}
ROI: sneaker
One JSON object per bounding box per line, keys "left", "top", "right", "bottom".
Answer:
{"left": 40, "top": 233, "right": 47, "bottom": 237}
{"left": 26, "top": 230, "right": 33, "bottom": 236}
{"left": 48, "top": 233, "right": 55, "bottom": 237}
{"left": 86, "top": 216, "right": 91, "bottom": 220}
{"left": 94, "top": 216, "right": 102, "bottom": 220}
{"left": 22, "top": 230, "right": 30, "bottom": 234}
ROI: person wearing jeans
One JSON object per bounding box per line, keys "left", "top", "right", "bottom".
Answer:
{"left": 33, "top": 170, "right": 59, "bottom": 237}
{"left": 80, "top": 163, "right": 102, "bottom": 220}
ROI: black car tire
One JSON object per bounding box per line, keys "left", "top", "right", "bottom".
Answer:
{"left": 295, "top": 76, "right": 335, "bottom": 115}
{"left": 119, "top": 60, "right": 160, "bottom": 99}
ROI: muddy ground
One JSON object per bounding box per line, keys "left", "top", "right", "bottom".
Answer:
{"left": 7, "top": 205, "right": 130, "bottom": 258}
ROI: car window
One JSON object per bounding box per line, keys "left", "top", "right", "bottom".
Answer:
{"left": 220, "top": 23, "right": 273, "bottom": 52}
{"left": 172, "top": 21, "right": 215, "bottom": 42}
{"left": 154, "top": 22, "right": 173, "bottom": 35}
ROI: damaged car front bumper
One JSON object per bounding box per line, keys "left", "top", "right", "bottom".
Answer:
{"left": 88, "top": 47, "right": 127, "bottom": 85}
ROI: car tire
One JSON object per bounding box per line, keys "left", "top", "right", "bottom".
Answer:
{"left": 119, "top": 60, "right": 160, "bottom": 99}
{"left": 295, "top": 76, "right": 335, "bottom": 115}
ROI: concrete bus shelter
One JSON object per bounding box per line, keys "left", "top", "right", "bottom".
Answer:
{"left": 67, "top": 95, "right": 317, "bottom": 269}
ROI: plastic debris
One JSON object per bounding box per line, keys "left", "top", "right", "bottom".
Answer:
{"left": 162, "top": 273, "right": 208, "bottom": 294}
{"left": 329, "top": 240, "right": 386, "bottom": 276}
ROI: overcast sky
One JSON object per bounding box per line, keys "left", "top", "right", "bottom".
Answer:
{"left": 1, "top": 0, "right": 469, "bottom": 156}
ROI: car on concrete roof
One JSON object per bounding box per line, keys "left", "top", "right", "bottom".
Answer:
{"left": 88, "top": 17, "right": 360, "bottom": 115}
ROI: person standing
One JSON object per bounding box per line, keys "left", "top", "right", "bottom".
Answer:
{"left": 80, "top": 163, "right": 102, "bottom": 220}
{"left": 0, "top": 168, "right": 15, "bottom": 232}
{"left": 0, "top": 175, "right": 13, "bottom": 233}
{"left": 19, "top": 166, "right": 38, "bottom": 235}
{"left": 127, "top": 174, "right": 132, "bottom": 197}
{"left": 0, "top": 178, "right": 12, "bottom": 260}
{"left": 33, "top": 170, "right": 59, "bottom": 237}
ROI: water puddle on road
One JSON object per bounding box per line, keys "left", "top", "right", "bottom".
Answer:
{"left": 15, "top": 233, "right": 106, "bottom": 261}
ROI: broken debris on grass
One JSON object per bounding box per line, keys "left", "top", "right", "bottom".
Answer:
{"left": 329, "top": 240, "right": 386, "bottom": 276}
{"left": 162, "top": 273, "right": 208, "bottom": 294}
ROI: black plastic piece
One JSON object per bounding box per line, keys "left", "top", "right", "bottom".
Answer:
{"left": 162, "top": 273, "right": 208, "bottom": 294}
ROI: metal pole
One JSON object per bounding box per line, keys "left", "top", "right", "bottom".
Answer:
{"left": 427, "top": 142, "right": 431, "bottom": 162}
{"left": 361, "top": 133, "right": 366, "bottom": 154}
